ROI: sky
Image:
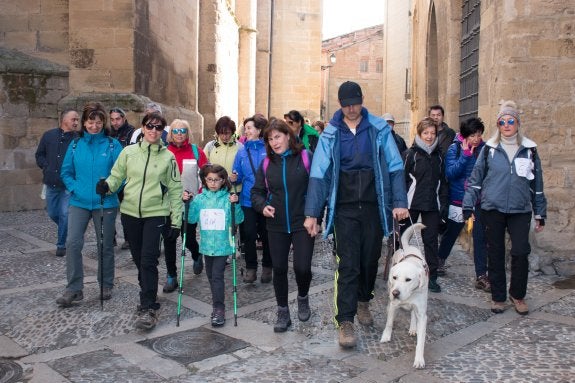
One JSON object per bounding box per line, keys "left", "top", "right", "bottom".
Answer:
{"left": 322, "top": 0, "right": 386, "bottom": 40}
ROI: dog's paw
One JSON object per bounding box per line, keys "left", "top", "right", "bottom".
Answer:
{"left": 380, "top": 331, "right": 392, "bottom": 343}
{"left": 408, "top": 328, "right": 417, "bottom": 336}
{"left": 413, "top": 357, "right": 425, "bottom": 369}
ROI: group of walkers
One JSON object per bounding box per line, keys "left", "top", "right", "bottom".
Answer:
{"left": 36, "top": 81, "right": 546, "bottom": 344}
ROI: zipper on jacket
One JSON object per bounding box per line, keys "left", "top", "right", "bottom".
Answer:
{"left": 282, "top": 155, "right": 291, "bottom": 233}
{"left": 139, "top": 145, "right": 152, "bottom": 218}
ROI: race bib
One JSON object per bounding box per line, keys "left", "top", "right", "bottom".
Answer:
{"left": 514, "top": 157, "right": 534, "bottom": 180}
{"left": 448, "top": 204, "right": 464, "bottom": 223}
{"left": 200, "top": 209, "right": 226, "bottom": 230}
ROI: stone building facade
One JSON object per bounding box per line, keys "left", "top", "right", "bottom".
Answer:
{"left": 384, "top": 0, "right": 575, "bottom": 270}
{"left": 0, "top": 0, "right": 321, "bottom": 211}
{"left": 321, "top": 25, "right": 384, "bottom": 122}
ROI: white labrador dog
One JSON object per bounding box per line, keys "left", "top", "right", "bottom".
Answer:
{"left": 380, "top": 223, "right": 428, "bottom": 369}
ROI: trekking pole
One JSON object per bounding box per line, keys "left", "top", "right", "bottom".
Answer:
{"left": 230, "top": 184, "right": 238, "bottom": 326}
{"left": 176, "top": 199, "right": 190, "bottom": 327}
{"left": 99, "top": 189, "right": 105, "bottom": 311}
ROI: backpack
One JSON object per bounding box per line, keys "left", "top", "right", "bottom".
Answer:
{"left": 262, "top": 149, "right": 310, "bottom": 190}
{"left": 190, "top": 143, "right": 199, "bottom": 160}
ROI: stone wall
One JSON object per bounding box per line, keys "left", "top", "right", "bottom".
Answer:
{"left": 0, "top": 48, "right": 68, "bottom": 211}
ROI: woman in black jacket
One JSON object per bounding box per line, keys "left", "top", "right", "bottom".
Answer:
{"left": 251, "top": 118, "right": 314, "bottom": 333}
{"left": 402, "top": 117, "right": 449, "bottom": 293}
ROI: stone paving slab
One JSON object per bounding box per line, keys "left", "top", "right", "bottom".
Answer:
{"left": 539, "top": 290, "right": 575, "bottom": 317}
{"left": 0, "top": 249, "right": 66, "bottom": 289}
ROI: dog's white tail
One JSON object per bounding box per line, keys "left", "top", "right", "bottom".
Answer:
{"left": 401, "top": 223, "right": 426, "bottom": 249}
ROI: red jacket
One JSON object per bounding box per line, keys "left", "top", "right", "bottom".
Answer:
{"left": 168, "top": 142, "right": 208, "bottom": 173}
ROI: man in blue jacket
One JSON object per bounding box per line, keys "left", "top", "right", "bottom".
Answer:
{"left": 35, "top": 109, "right": 79, "bottom": 257}
{"left": 304, "top": 81, "right": 409, "bottom": 348}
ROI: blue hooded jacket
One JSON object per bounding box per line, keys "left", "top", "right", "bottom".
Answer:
{"left": 304, "top": 108, "right": 408, "bottom": 237}
{"left": 61, "top": 131, "right": 123, "bottom": 210}
{"left": 232, "top": 139, "right": 267, "bottom": 207}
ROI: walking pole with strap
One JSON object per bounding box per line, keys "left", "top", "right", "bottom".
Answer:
{"left": 176, "top": 200, "right": 190, "bottom": 327}
{"left": 230, "top": 183, "right": 239, "bottom": 326}
{"left": 99, "top": 188, "right": 105, "bottom": 311}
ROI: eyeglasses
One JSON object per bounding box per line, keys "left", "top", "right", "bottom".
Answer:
{"left": 172, "top": 128, "right": 188, "bottom": 134}
{"left": 205, "top": 177, "right": 223, "bottom": 183}
{"left": 498, "top": 119, "right": 515, "bottom": 126}
{"left": 145, "top": 123, "right": 164, "bottom": 131}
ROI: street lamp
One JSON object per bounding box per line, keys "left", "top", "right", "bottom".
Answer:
{"left": 321, "top": 53, "right": 336, "bottom": 120}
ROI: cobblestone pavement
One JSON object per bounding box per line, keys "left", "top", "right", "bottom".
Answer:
{"left": 1, "top": 210, "right": 574, "bottom": 382}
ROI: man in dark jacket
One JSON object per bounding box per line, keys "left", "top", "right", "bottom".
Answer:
{"left": 382, "top": 113, "right": 408, "bottom": 155}
{"left": 303, "top": 81, "right": 409, "bottom": 349}
{"left": 110, "top": 107, "right": 135, "bottom": 148}
{"left": 35, "top": 109, "right": 79, "bottom": 257}
{"left": 428, "top": 104, "right": 456, "bottom": 156}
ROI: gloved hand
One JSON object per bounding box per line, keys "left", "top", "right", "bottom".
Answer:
{"left": 166, "top": 226, "right": 180, "bottom": 242}
{"left": 440, "top": 205, "right": 449, "bottom": 223}
{"left": 96, "top": 179, "right": 109, "bottom": 196}
{"left": 462, "top": 209, "right": 473, "bottom": 221}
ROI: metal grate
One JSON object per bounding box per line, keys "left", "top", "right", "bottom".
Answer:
{"left": 459, "top": 0, "right": 481, "bottom": 123}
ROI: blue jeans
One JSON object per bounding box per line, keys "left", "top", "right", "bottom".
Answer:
{"left": 45, "top": 186, "right": 70, "bottom": 249}
{"left": 438, "top": 208, "right": 487, "bottom": 277}
{"left": 66, "top": 206, "right": 117, "bottom": 292}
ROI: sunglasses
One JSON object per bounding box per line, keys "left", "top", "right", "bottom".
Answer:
{"left": 145, "top": 123, "right": 164, "bottom": 131}
{"left": 498, "top": 119, "right": 515, "bottom": 126}
{"left": 172, "top": 128, "right": 188, "bottom": 134}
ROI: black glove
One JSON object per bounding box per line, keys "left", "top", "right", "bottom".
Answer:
{"left": 462, "top": 209, "right": 473, "bottom": 221}
{"left": 96, "top": 179, "right": 109, "bottom": 196}
{"left": 166, "top": 227, "right": 180, "bottom": 242}
{"left": 440, "top": 205, "right": 449, "bottom": 222}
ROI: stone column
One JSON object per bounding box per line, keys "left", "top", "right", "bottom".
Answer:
{"left": 236, "top": 0, "right": 257, "bottom": 123}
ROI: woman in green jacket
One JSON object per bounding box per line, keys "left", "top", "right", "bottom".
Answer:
{"left": 97, "top": 112, "right": 183, "bottom": 331}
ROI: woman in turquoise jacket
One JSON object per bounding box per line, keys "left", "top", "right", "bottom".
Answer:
{"left": 187, "top": 164, "right": 243, "bottom": 327}
{"left": 57, "top": 102, "right": 123, "bottom": 308}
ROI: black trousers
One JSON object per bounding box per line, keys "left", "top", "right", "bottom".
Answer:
{"left": 333, "top": 204, "right": 383, "bottom": 325}
{"left": 401, "top": 210, "right": 440, "bottom": 278}
{"left": 162, "top": 216, "right": 200, "bottom": 277}
{"left": 241, "top": 206, "right": 272, "bottom": 270}
{"left": 121, "top": 214, "right": 164, "bottom": 310}
{"left": 267, "top": 230, "right": 314, "bottom": 307}
{"left": 481, "top": 210, "right": 531, "bottom": 303}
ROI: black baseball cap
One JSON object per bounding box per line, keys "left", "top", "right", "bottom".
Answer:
{"left": 338, "top": 81, "right": 363, "bottom": 107}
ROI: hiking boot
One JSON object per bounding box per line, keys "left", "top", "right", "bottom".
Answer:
{"left": 510, "top": 296, "right": 529, "bottom": 315}
{"left": 297, "top": 295, "right": 311, "bottom": 322}
{"left": 357, "top": 301, "right": 374, "bottom": 326}
{"left": 163, "top": 275, "right": 177, "bottom": 293}
{"left": 135, "top": 308, "right": 159, "bottom": 330}
{"left": 491, "top": 301, "right": 506, "bottom": 314}
{"left": 102, "top": 287, "right": 112, "bottom": 301}
{"left": 193, "top": 256, "right": 204, "bottom": 275}
{"left": 437, "top": 258, "right": 447, "bottom": 276}
{"left": 260, "top": 267, "right": 273, "bottom": 284}
{"left": 55, "top": 248, "right": 66, "bottom": 257}
{"left": 121, "top": 241, "right": 130, "bottom": 250}
{"left": 474, "top": 275, "right": 491, "bottom": 293}
{"left": 211, "top": 308, "right": 226, "bottom": 327}
{"left": 243, "top": 268, "right": 257, "bottom": 283}
{"left": 56, "top": 290, "right": 83, "bottom": 307}
{"left": 338, "top": 321, "right": 357, "bottom": 348}
{"left": 428, "top": 277, "right": 442, "bottom": 293}
{"left": 274, "top": 306, "right": 292, "bottom": 333}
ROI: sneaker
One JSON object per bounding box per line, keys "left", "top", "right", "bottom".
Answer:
{"left": 135, "top": 308, "right": 158, "bottom": 330}
{"left": 56, "top": 290, "right": 83, "bottom": 307}
{"left": 102, "top": 287, "right": 112, "bottom": 300}
{"left": 338, "top": 321, "right": 357, "bottom": 348}
{"left": 274, "top": 306, "right": 292, "bottom": 333}
{"left": 297, "top": 295, "right": 311, "bottom": 322}
{"left": 491, "top": 301, "right": 506, "bottom": 314}
{"left": 193, "top": 256, "right": 204, "bottom": 275}
{"left": 211, "top": 308, "right": 226, "bottom": 327}
{"left": 356, "top": 301, "right": 374, "bottom": 326}
{"left": 163, "top": 276, "right": 177, "bottom": 293}
{"left": 243, "top": 268, "right": 257, "bottom": 283}
{"left": 121, "top": 241, "right": 130, "bottom": 250}
{"left": 55, "top": 248, "right": 66, "bottom": 257}
{"left": 509, "top": 296, "right": 529, "bottom": 315}
{"left": 260, "top": 267, "right": 273, "bottom": 284}
{"left": 428, "top": 278, "right": 442, "bottom": 293}
{"left": 437, "top": 258, "right": 447, "bottom": 276}
{"left": 474, "top": 275, "right": 491, "bottom": 292}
